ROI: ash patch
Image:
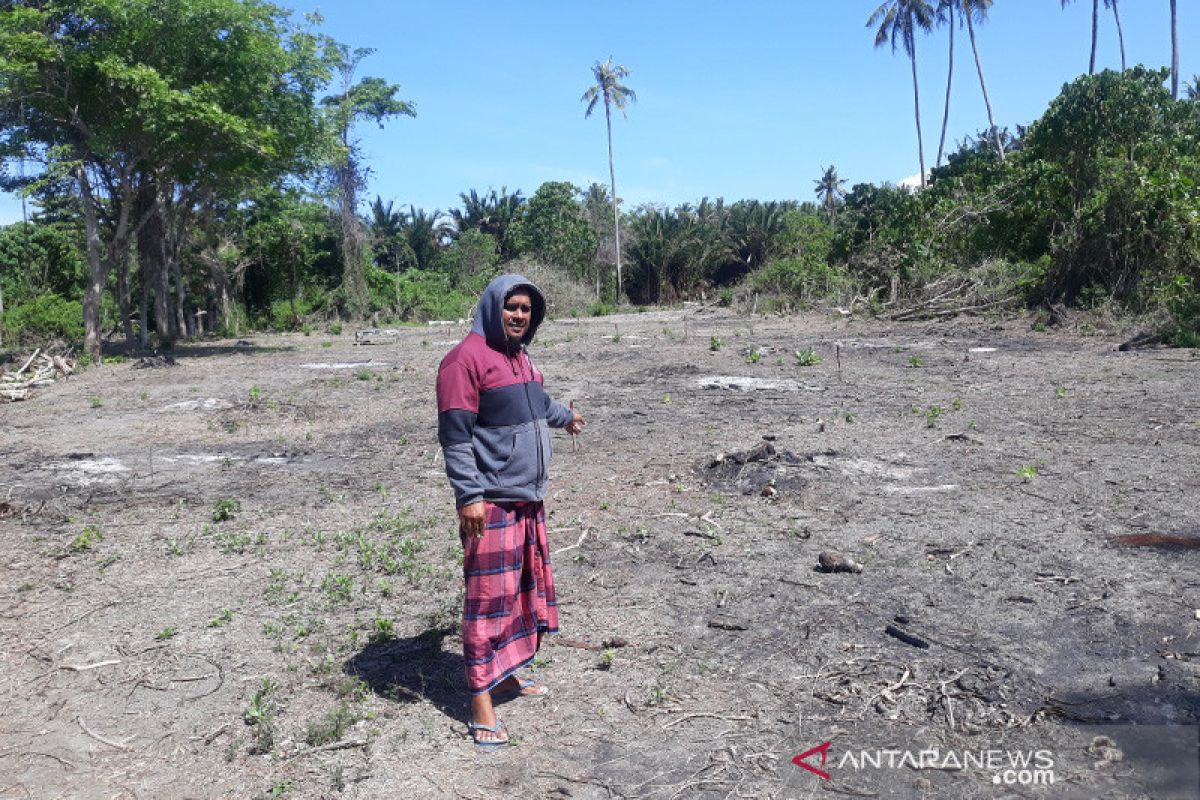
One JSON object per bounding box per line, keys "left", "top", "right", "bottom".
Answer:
{"left": 701, "top": 440, "right": 809, "bottom": 496}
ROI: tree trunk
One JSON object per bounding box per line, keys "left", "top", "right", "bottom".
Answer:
{"left": 135, "top": 183, "right": 157, "bottom": 349}
{"left": 1089, "top": 0, "right": 1099, "bottom": 74}
{"left": 936, "top": 2, "right": 955, "bottom": 169}
{"left": 1171, "top": 0, "right": 1180, "bottom": 98}
{"left": 605, "top": 101, "right": 622, "bottom": 303}
{"left": 909, "top": 33, "right": 927, "bottom": 188}
{"left": 117, "top": 249, "right": 134, "bottom": 345}
{"left": 1111, "top": 0, "right": 1125, "bottom": 70}
{"left": 1171, "top": 0, "right": 1179, "bottom": 98}
{"left": 78, "top": 166, "right": 106, "bottom": 364}
{"left": 966, "top": 12, "right": 1005, "bottom": 162}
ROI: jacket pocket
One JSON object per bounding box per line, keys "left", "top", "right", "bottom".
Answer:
{"left": 495, "top": 423, "right": 539, "bottom": 488}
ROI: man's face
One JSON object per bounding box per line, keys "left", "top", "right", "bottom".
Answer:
{"left": 502, "top": 291, "right": 532, "bottom": 344}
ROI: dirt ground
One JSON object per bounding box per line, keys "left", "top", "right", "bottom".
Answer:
{"left": 1, "top": 305, "right": 1198, "bottom": 800}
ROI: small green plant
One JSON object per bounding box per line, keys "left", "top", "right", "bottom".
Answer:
{"left": 745, "top": 348, "right": 761, "bottom": 364}
{"left": 1016, "top": 464, "right": 1038, "bottom": 481}
{"left": 155, "top": 626, "right": 178, "bottom": 641}
{"left": 1055, "top": 386, "right": 1067, "bottom": 398}
{"left": 952, "top": 398, "right": 963, "bottom": 411}
{"left": 924, "top": 405, "right": 943, "bottom": 428}
{"left": 70, "top": 525, "right": 103, "bottom": 553}
{"left": 255, "top": 781, "right": 293, "bottom": 800}
{"left": 139, "top": 391, "right": 149, "bottom": 401}
{"left": 248, "top": 385, "right": 262, "bottom": 404}
{"left": 304, "top": 704, "right": 359, "bottom": 747}
{"left": 321, "top": 572, "right": 353, "bottom": 604}
{"left": 212, "top": 498, "right": 240, "bottom": 522}
{"left": 89, "top": 396, "right": 103, "bottom": 409}
{"left": 662, "top": 393, "right": 671, "bottom": 405}
{"left": 321, "top": 341, "right": 333, "bottom": 349}
{"left": 794, "top": 348, "right": 822, "bottom": 366}
{"left": 328, "top": 321, "right": 343, "bottom": 335}
{"left": 718, "top": 287, "right": 734, "bottom": 307}
{"left": 243, "top": 677, "right": 279, "bottom": 754}
{"left": 907, "top": 355, "right": 923, "bottom": 368}
{"left": 301, "top": 323, "right": 313, "bottom": 336}
{"left": 710, "top": 336, "right": 723, "bottom": 352}
{"left": 598, "top": 649, "right": 616, "bottom": 670}
{"left": 369, "top": 617, "right": 395, "bottom": 643}
{"left": 208, "top": 608, "right": 235, "bottom": 628}
{"left": 354, "top": 368, "right": 372, "bottom": 381}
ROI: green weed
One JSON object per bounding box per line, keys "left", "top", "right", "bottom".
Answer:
{"left": 212, "top": 498, "right": 241, "bottom": 522}
{"left": 794, "top": 348, "right": 822, "bottom": 367}
{"left": 70, "top": 525, "right": 103, "bottom": 553}
{"left": 710, "top": 336, "right": 723, "bottom": 352}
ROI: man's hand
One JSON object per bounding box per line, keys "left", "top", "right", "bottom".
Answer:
{"left": 458, "top": 500, "right": 487, "bottom": 539}
{"left": 565, "top": 409, "right": 585, "bottom": 435}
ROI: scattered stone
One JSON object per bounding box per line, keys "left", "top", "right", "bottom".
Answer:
{"left": 817, "top": 551, "right": 863, "bottom": 574}
{"left": 602, "top": 637, "right": 629, "bottom": 649}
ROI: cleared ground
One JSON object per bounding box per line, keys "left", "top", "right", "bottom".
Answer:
{"left": 1, "top": 306, "right": 1197, "bottom": 799}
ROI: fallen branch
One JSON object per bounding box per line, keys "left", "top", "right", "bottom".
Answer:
{"left": 284, "top": 738, "right": 369, "bottom": 761}
{"left": 60, "top": 659, "right": 121, "bottom": 672}
{"left": 552, "top": 528, "right": 589, "bottom": 555}
{"left": 77, "top": 717, "right": 131, "bottom": 750}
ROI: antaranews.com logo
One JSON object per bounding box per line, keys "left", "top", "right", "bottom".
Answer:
{"left": 792, "top": 741, "right": 1056, "bottom": 787}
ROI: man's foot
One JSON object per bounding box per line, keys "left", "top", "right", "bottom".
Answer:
{"left": 467, "top": 718, "right": 509, "bottom": 750}
{"left": 491, "top": 674, "right": 550, "bottom": 699}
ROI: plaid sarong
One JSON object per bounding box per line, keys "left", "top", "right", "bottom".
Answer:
{"left": 461, "top": 500, "right": 558, "bottom": 694}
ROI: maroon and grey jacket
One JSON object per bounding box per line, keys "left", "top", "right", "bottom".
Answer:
{"left": 436, "top": 274, "right": 574, "bottom": 508}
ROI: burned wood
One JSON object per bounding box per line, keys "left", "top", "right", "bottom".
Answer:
{"left": 884, "top": 624, "right": 930, "bottom": 649}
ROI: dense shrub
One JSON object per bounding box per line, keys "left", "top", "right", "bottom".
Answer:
{"left": 4, "top": 293, "right": 84, "bottom": 342}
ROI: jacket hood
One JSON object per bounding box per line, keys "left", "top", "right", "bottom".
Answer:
{"left": 471, "top": 273, "right": 546, "bottom": 349}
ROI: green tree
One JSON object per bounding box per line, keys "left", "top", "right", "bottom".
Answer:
{"left": 321, "top": 47, "right": 415, "bottom": 318}
{"left": 814, "top": 166, "right": 848, "bottom": 223}
{"left": 0, "top": 0, "right": 335, "bottom": 360}
{"left": 513, "top": 181, "right": 596, "bottom": 278}
{"left": 449, "top": 187, "right": 524, "bottom": 259}
{"left": 868, "top": 0, "right": 937, "bottom": 187}
{"left": 581, "top": 58, "right": 636, "bottom": 301}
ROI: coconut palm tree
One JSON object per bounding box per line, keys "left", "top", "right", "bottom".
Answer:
{"left": 962, "top": 0, "right": 1005, "bottom": 161}
{"left": 1061, "top": 0, "right": 1100, "bottom": 74}
{"left": 935, "top": 0, "right": 956, "bottom": 169}
{"left": 1105, "top": 0, "right": 1125, "bottom": 70}
{"left": 868, "top": 0, "right": 937, "bottom": 187}
{"left": 1170, "top": 0, "right": 1179, "bottom": 98}
{"left": 1186, "top": 75, "right": 1200, "bottom": 101}
{"left": 581, "top": 58, "right": 636, "bottom": 302}
{"left": 814, "top": 166, "right": 847, "bottom": 223}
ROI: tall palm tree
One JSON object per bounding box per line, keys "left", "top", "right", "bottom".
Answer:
{"left": 1105, "top": 0, "right": 1125, "bottom": 70}
{"left": 814, "top": 166, "right": 847, "bottom": 223}
{"left": 1061, "top": 0, "right": 1100, "bottom": 74}
{"left": 935, "top": 0, "right": 956, "bottom": 168}
{"left": 582, "top": 58, "right": 636, "bottom": 302}
{"left": 1170, "top": 0, "right": 1179, "bottom": 98}
{"left": 962, "top": 0, "right": 1005, "bottom": 161}
{"left": 869, "top": 0, "right": 937, "bottom": 187}
{"left": 1187, "top": 75, "right": 1200, "bottom": 101}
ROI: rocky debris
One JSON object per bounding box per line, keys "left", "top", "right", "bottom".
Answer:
{"left": 131, "top": 354, "right": 175, "bottom": 369}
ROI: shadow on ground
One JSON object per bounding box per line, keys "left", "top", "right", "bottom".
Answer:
{"left": 344, "top": 627, "right": 465, "bottom": 721}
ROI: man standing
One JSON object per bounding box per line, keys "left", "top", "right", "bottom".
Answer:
{"left": 436, "top": 274, "right": 585, "bottom": 749}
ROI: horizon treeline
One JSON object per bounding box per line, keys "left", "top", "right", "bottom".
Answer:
{"left": 1, "top": 1, "right": 1198, "bottom": 359}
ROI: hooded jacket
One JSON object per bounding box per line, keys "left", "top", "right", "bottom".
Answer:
{"left": 436, "top": 274, "right": 574, "bottom": 507}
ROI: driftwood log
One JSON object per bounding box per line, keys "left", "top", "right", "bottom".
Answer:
{"left": 1, "top": 350, "right": 76, "bottom": 402}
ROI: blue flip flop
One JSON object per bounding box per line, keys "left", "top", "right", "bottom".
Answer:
{"left": 467, "top": 719, "right": 509, "bottom": 750}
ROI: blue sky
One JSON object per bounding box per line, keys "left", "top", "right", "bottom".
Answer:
{"left": 1, "top": 1, "right": 1196, "bottom": 224}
